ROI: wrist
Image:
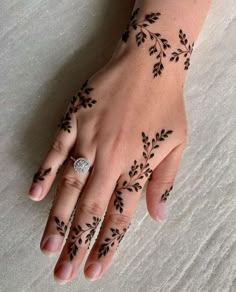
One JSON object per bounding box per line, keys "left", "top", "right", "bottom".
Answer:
{"left": 110, "top": 38, "right": 186, "bottom": 90}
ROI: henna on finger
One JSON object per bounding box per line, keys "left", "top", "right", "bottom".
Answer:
{"left": 58, "top": 80, "right": 97, "bottom": 133}
{"left": 52, "top": 195, "right": 79, "bottom": 237}
{"left": 122, "top": 8, "right": 171, "bottom": 78}
{"left": 54, "top": 216, "right": 68, "bottom": 237}
{"left": 114, "top": 129, "right": 173, "bottom": 213}
{"left": 98, "top": 224, "right": 130, "bottom": 259}
{"left": 161, "top": 185, "right": 173, "bottom": 201}
{"left": 67, "top": 216, "right": 101, "bottom": 261}
{"left": 170, "top": 29, "right": 194, "bottom": 70}
{"left": 33, "top": 167, "right": 51, "bottom": 183}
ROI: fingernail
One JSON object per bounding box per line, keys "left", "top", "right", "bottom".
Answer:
{"left": 41, "top": 235, "right": 62, "bottom": 253}
{"left": 54, "top": 261, "right": 73, "bottom": 282}
{"left": 85, "top": 262, "right": 102, "bottom": 281}
{"left": 156, "top": 201, "right": 166, "bottom": 221}
{"left": 28, "top": 184, "right": 42, "bottom": 200}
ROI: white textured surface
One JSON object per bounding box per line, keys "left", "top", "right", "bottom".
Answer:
{"left": 0, "top": 1, "right": 236, "bottom": 291}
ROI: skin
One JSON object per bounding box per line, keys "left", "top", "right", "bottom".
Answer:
{"left": 28, "top": 0, "right": 211, "bottom": 284}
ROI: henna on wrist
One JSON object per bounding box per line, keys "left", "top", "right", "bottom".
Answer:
{"left": 122, "top": 8, "right": 171, "bottom": 78}
{"left": 170, "top": 29, "right": 194, "bottom": 70}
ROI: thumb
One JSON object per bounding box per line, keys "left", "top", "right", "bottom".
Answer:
{"left": 146, "top": 142, "right": 186, "bottom": 221}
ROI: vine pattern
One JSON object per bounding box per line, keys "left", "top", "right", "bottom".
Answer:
{"left": 161, "top": 185, "right": 173, "bottom": 201}
{"left": 68, "top": 216, "right": 101, "bottom": 261}
{"left": 170, "top": 29, "right": 194, "bottom": 70}
{"left": 114, "top": 129, "right": 173, "bottom": 214}
{"left": 122, "top": 8, "right": 171, "bottom": 77}
{"left": 98, "top": 224, "right": 130, "bottom": 259}
{"left": 58, "top": 80, "right": 97, "bottom": 133}
{"left": 54, "top": 216, "right": 67, "bottom": 237}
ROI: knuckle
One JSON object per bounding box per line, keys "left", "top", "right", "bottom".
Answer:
{"left": 60, "top": 176, "right": 84, "bottom": 192}
{"left": 107, "top": 212, "right": 131, "bottom": 226}
{"left": 51, "top": 138, "right": 67, "bottom": 156}
{"left": 79, "top": 200, "right": 104, "bottom": 217}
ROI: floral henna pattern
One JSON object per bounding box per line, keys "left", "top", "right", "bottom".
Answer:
{"left": 161, "top": 185, "right": 173, "bottom": 201}
{"left": 54, "top": 216, "right": 68, "bottom": 237}
{"left": 52, "top": 202, "right": 77, "bottom": 237}
{"left": 98, "top": 224, "right": 130, "bottom": 259}
{"left": 170, "top": 29, "right": 194, "bottom": 70}
{"left": 114, "top": 129, "right": 173, "bottom": 213}
{"left": 58, "top": 80, "right": 97, "bottom": 133}
{"left": 122, "top": 8, "right": 171, "bottom": 77}
{"left": 33, "top": 167, "right": 51, "bottom": 183}
{"left": 68, "top": 216, "right": 101, "bottom": 261}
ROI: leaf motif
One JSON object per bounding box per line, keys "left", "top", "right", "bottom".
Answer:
{"left": 44, "top": 168, "right": 51, "bottom": 176}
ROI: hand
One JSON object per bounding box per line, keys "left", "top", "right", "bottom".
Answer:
{"left": 28, "top": 38, "right": 187, "bottom": 283}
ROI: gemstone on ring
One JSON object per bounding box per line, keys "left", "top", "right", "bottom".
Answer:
{"left": 73, "top": 158, "right": 90, "bottom": 173}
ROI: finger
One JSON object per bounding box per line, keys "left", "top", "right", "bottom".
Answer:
{"left": 28, "top": 115, "right": 77, "bottom": 201}
{"left": 53, "top": 157, "right": 120, "bottom": 284}
{"left": 83, "top": 130, "right": 176, "bottom": 280}
{"left": 40, "top": 141, "right": 96, "bottom": 256}
{"left": 146, "top": 142, "right": 186, "bottom": 221}
{"left": 83, "top": 170, "right": 143, "bottom": 281}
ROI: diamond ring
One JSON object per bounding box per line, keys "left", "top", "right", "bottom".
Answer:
{"left": 70, "top": 156, "right": 91, "bottom": 174}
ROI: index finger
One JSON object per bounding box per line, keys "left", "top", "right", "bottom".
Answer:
{"left": 28, "top": 124, "right": 77, "bottom": 201}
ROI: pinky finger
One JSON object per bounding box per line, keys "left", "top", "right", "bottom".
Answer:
{"left": 145, "top": 142, "right": 186, "bottom": 221}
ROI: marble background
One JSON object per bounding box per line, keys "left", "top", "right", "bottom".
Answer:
{"left": 0, "top": 0, "right": 235, "bottom": 291}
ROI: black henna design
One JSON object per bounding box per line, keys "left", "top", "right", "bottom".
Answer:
{"left": 161, "top": 185, "right": 173, "bottom": 201}
{"left": 54, "top": 216, "right": 68, "bottom": 237}
{"left": 58, "top": 80, "right": 97, "bottom": 133}
{"left": 52, "top": 199, "right": 77, "bottom": 237}
{"left": 68, "top": 216, "right": 101, "bottom": 261}
{"left": 98, "top": 224, "right": 130, "bottom": 259}
{"left": 170, "top": 29, "right": 194, "bottom": 70}
{"left": 114, "top": 129, "right": 173, "bottom": 213}
{"left": 122, "top": 8, "right": 171, "bottom": 77}
{"left": 33, "top": 167, "right": 51, "bottom": 183}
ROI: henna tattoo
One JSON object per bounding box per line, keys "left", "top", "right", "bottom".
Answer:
{"left": 122, "top": 8, "right": 171, "bottom": 77}
{"left": 33, "top": 167, "right": 51, "bottom": 183}
{"left": 58, "top": 80, "right": 97, "bottom": 133}
{"left": 114, "top": 129, "right": 173, "bottom": 213}
{"left": 54, "top": 216, "right": 67, "bottom": 237}
{"left": 98, "top": 224, "right": 130, "bottom": 259}
{"left": 68, "top": 216, "right": 101, "bottom": 261}
{"left": 170, "top": 29, "right": 194, "bottom": 70}
{"left": 161, "top": 185, "right": 173, "bottom": 201}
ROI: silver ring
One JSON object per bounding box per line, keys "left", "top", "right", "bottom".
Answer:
{"left": 70, "top": 156, "right": 91, "bottom": 174}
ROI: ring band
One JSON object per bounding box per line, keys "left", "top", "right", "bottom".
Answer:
{"left": 70, "top": 156, "right": 91, "bottom": 174}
